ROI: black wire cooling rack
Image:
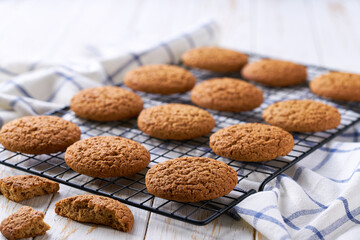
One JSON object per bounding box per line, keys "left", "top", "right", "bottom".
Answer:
{"left": 1, "top": 54, "right": 360, "bottom": 226}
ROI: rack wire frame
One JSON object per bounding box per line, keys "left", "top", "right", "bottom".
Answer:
{"left": 0, "top": 54, "right": 360, "bottom": 226}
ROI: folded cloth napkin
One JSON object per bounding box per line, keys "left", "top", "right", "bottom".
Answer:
{"left": 1, "top": 20, "right": 360, "bottom": 240}
{"left": 0, "top": 21, "right": 218, "bottom": 126}
{"left": 236, "top": 126, "right": 360, "bottom": 240}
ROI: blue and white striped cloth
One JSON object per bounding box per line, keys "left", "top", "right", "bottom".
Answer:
{"left": 1, "top": 20, "right": 360, "bottom": 240}
{"left": 0, "top": 21, "right": 217, "bottom": 126}
{"left": 236, "top": 127, "right": 360, "bottom": 239}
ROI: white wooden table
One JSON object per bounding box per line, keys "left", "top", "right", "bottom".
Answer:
{"left": 0, "top": 0, "right": 359, "bottom": 239}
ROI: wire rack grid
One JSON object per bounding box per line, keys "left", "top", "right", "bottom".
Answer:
{"left": 0, "top": 54, "right": 360, "bottom": 226}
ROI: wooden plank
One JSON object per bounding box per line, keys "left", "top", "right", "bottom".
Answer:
{"left": 193, "top": 0, "right": 253, "bottom": 51}
{"left": 306, "top": 0, "right": 360, "bottom": 73}
{"left": 131, "top": 0, "right": 253, "bottom": 51}
{"left": 0, "top": 0, "right": 88, "bottom": 62}
{"left": 254, "top": 0, "right": 320, "bottom": 64}
{"left": 126, "top": 0, "right": 193, "bottom": 51}
{"left": 50, "top": 0, "right": 143, "bottom": 60}
{"left": 145, "top": 199, "right": 254, "bottom": 240}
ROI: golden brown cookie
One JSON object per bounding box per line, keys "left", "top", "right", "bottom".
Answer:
{"left": 0, "top": 206, "right": 50, "bottom": 240}
{"left": 209, "top": 123, "right": 294, "bottom": 162}
{"left": 181, "top": 46, "right": 248, "bottom": 73}
{"left": 191, "top": 78, "right": 264, "bottom": 112}
{"left": 0, "top": 116, "right": 81, "bottom": 154}
{"left": 70, "top": 86, "right": 143, "bottom": 122}
{"left": 262, "top": 100, "right": 341, "bottom": 132}
{"left": 0, "top": 175, "right": 59, "bottom": 202}
{"left": 241, "top": 59, "right": 307, "bottom": 87}
{"left": 124, "top": 64, "right": 196, "bottom": 94}
{"left": 65, "top": 136, "right": 150, "bottom": 178}
{"left": 145, "top": 157, "right": 238, "bottom": 202}
{"left": 310, "top": 72, "right": 360, "bottom": 101}
{"left": 55, "top": 195, "right": 134, "bottom": 232}
{"left": 137, "top": 104, "right": 215, "bottom": 140}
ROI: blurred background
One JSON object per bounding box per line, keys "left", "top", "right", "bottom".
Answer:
{"left": 0, "top": 0, "right": 359, "bottom": 72}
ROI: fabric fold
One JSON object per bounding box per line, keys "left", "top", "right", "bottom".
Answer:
{"left": 0, "top": 21, "right": 218, "bottom": 126}
{"left": 237, "top": 141, "right": 360, "bottom": 240}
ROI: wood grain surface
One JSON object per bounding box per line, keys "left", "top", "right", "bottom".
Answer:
{"left": 0, "top": 0, "right": 359, "bottom": 239}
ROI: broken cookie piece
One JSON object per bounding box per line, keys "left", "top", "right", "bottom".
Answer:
{"left": 55, "top": 195, "right": 134, "bottom": 232}
{"left": 0, "top": 175, "right": 60, "bottom": 202}
{"left": 0, "top": 206, "right": 50, "bottom": 240}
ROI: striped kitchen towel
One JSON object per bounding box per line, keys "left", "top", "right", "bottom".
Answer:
{"left": 0, "top": 21, "right": 218, "bottom": 126}
{"left": 236, "top": 134, "right": 360, "bottom": 239}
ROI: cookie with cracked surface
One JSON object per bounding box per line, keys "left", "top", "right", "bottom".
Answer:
{"left": 310, "top": 72, "right": 360, "bottom": 101}
{"left": 0, "top": 116, "right": 81, "bottom": 154}
{"left": 209, "top": 123, "right": 294, "bottom": 162}
{"left": 145, "top": 157, "right": 238, "bottom": 202}
{"left": 55, "top": 195, "right": 134, "bottom": 232}
{"left": 65, "top": 136, "right": 150, "bottom": 178}
{"left": 181, "top": 46, "right": 248, "bottom": 73}
{"left": 241, "top": 59, "right": 307, "bottom": 87}
{"left": 0, "top": 175, "right": 59, "bottom": 202}
{"left": 137, "top": 103, "right": 215, "bottom": 140}
{"left": 124, "top": 64, "right": 196, "bottom": 94}
{"left": 191, "top": 77, "right": 264, "bottom": 112}
{"left": 263, "top": 100, "right": 341, "bottom": 132}
{"left": 0, "top": 206, "right": 50, "bottom": 240}
{"left": 70, "top": 86, "right": 143, "bottom": 122}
